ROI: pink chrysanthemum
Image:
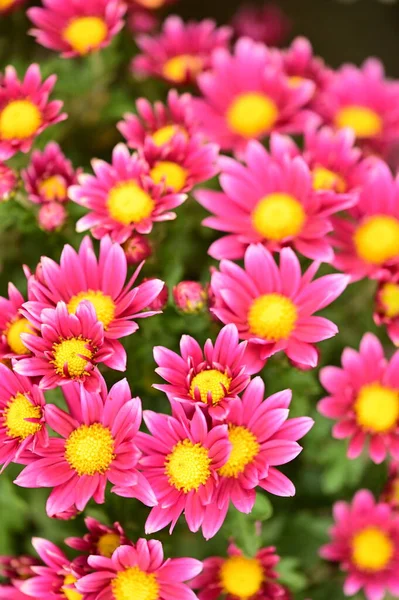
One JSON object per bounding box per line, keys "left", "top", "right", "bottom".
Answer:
{"left": 374, "top": 269, "right": 399, "bottom": 346}
{"left": 173, "top": 281, "right": 208, "bottom": 314}
{"left": 318, "top": 333, "right": 399, "bottom": 464}
{"left": 66, "top": 516, "right": 130, "bottom": 565}
{"left": 15, "top": 378, "right": 156, "bottom": 516}
{"left": 137, "top": 405, "right": 231, "bottom": 539}
{"left": 320, "top": 490, "right": 399, "bottom": 600}
{"left": 210, "top": 244, "right": 348, "bottom": 371}
{"left": 0, "top": 64, "right": 66, "bottom": 161}
{"left": 230, "top": 2, "right": 291, "bottom": 46}
{"left": 332, "top": 162, "right": 399, "bottom": 282}
{"left": 70, "top": 143, "right": 186, "bottom": 243}
{"left": 196, "top": 140, "right": 354, "bottom": 262}
{"left": 77, "top": 538, "right": 202, "bottom": 600}
{"left": 28, "top": 0, "right": 126, "bottom": 58}
{"left": 0, "top": 283, "right": 35, "bottom": 360}
{"left": 132, "top": 16, "right": 232, "bottom": 85}
{"left": 193, "top": 38, "right": 317, "bottom": 156}
{"left": 0, "top": 0, "right": 26, "bottom": 16}
{"left": 0, "top": 162, "right": 17, "bottom": 201}
{"left": 191, "top": 542, "right": 285, "bottom": 600}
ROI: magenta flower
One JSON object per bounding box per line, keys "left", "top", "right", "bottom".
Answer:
{"left": 0, "top": 64, "right": 66, "bottom": 161}
{"left": 320, "top": 490, "right": 399, "bottom": 600}
{"left": 210, "top": 244, "right": 348, "bottom": 371}
{"left": 318, "top": 333, "right": 399, "bottom": 464}
{"left": 173, "top": 281, "right": 208, "bottom": 314}
{"left": 126, "top": 4, "right": 158, "bottom": 35}
{"left": 123, "top": 233, "right": 152, "bottom": 265}
{"left": 28, "top": 0, "right": 126, "bottom": 58}
{"left": 0, "top": 587, "right": 34, "bottom": 600}
{"left": 230, "top": 2, "right": 291, "bottom": 46}
{"left": 66, "top": 516, "right": 130, "bottom": 564}
{"left": 0, "top": 283, "right": 35, "bottom": 360}
{"left": 132, "top": 16, "right": 232, "bottom": 85}
{"left": 38, "top": 202, "right": 67, "bottom": 231}
{"left": 374, "top": 270, "right": 399, "bottom": 346}
{"left": 70, "top": 143, "right": 186, "bottom": 243}
{"left": 0, "top": 162, "right": 17, "bottom": 201}
{"left": 14, "top": 378, "right": 156, "bottom": 516}
{"left": 77, "top": 538, "right": 202, "bottom": 600}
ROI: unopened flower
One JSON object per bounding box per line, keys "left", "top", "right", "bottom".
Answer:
{"left": 123, "top": 233, "right": 152, "bottom": 264}
{"left": 230, "top": 2, "right": 291, "bottom": 46}
{"left": 0, "top": 162, "right": 17, "bottom": 201}
{"left": 173, "top": 281, "right": 208, "bottom": 314}
{"left": 38, "top": 202, "right": 67, "bottom": 231}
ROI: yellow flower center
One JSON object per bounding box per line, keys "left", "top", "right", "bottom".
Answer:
{"left": 111, "top": 567, "right": 159, "bottom": 600}
{"left": 218, "top": 425, "right": 259, "bottom": 478}
{"left": 354, "top": 215, "right": 399, "bottom": 265}
{"left": 380, "top": 282, "right": 399, "bottom": 318}
{"left": 189, "top": 369, "right": 232, "bottom": 405}
{"left": 67, "top": 290, "right": 116, "bottom": 329}
{"left": 354, "top": 382, "right": 399, "bottom": 433}
{"left": 227, "top": 92, "right": 278, "bottom": 139}
{"left": 0, "top": 0, "right": 16, "bottom": 9}
{"left": 97, "top": 533, "right": 121, "bottom": 558}
{"left": 352, "top": 527, "right": 394, "bottom": 572}
{"left": 151, "top": 125, "right": 187, "bottom": 147}
{"left": 38, "top": 175, "right": 67, "bottom": 202}
{"left": 220, "top": 556, "right": 263, "bottom": 598}
{"left": 335, "top": 105, "right": 383, "bottom": 139}
{"left": 0, "top": 100, "right": 42, "bottom": 140}
{"left": 107, "top": 181, "right": 154, "bottom": 226}
{"left": 248, "top": 293, "right": 298, "bottom": 341}
{"left": 251, "top": 193, "right": 306, "bottom": 241}
{"left": 135, "top": 0, "right": 165, "bottom": 7}
{"left": 162, "top": 54, "right": 203, "bottom": 83}
{"left": 63, "top": 17, "right": 108, "bottom": 55}
{"left": 165, "top": 439, "right": 211, "bottom": 493}
{"left": 312, "top": 166, "right": 347, "bottom": 193}
{"left": 52, "top": 337, "right": 93, "bottom": 378}
{"left": 62, "top": 575, "right": 83, "bottom": 600}
{"left": 65, "top": 423, "right": 115, "bottom": 476}
{"left": 3, "top": 393, "right": 42, "bottom": 440}
{"left": 5, "top": 318, "right": 35, "bottom": 355}
{"left": 150, "top": 161, "right": 188, "bottom": 192}
{"left": 392, "top": 480, "right": 399, "bottom": 504}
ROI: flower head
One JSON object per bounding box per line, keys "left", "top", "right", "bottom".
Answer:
{"left": 123, "top": 233, "right": 152, "bottom": 264}
{"left": 0, "top": 554, "right": 40, "bottom": 600}
{"left": 0, "top": 283, "right": 35, "bottom": 360}
{"left": 173, "top": 281, "right": 208, "bottom": 314}
{"left": 374, "top": 269, "right": 399, "bottom": 346}
{"left": 38, "top": 202, "right": 67, "bottom": 231}
{"left": 126, "top": 4, "right": 158, "bottom": 34}
{"left": 66, "top": 516, "right": 130, "bottom": 565}
{"left": 0, "top": 162, "right": 17, "bottom": 201}
{"left": 230, "top": 2, "right": 291, "bottom": 46}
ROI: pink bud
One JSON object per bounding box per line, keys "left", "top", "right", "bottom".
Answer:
{"left": 143, "top": 278, "right": 169, "bottom": 310}
{"left": 123, "top": 234, "right": 152, "bottom": 265}
{"left": 38, "top": 202, "right": 67, "bottom": 231}
{"left": 127, "top": 5, "right": 158, "bottom": 34}
{"left": 173, "top": 281, "right": 208, "bottom": 314}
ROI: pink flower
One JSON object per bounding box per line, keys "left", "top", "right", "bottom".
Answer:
{"left": 66, "top": 516, "right": 130, "bottom": 564}
{"left": 15, "top": 378, "right": 156, "bottom": 516}
{"left": 210, "top": 244, "right": 349, "bottom": 371}
{"left": 0, "top": 283, "right": 35, "bottom": 360}
{"left": 196, "top": 139, "right": 354, "bottom": 263}
{"left": 193, "top": 38, "right": 317, "bottom": 156}
{"left": 137, "top": 405, "right": 231, "bottom": 539}
{"left": 0, "top": 162, "right": 17, "bottom": 201}
{"left": 0, "top": 0, "right": 26, "bottom": 15}
{"left": 0, "top": 555, "right": 39, "bottom": 581}
{"left": 132, "top": 16, "right": 232, "bottom": 85}
{"left": 144, "top": 279, "right": 169, "bottom": 311}
{"left": 374, "top": 269, "right": 399, "bottom": 346}
{"left": 123, "top": 233, "right": 152, "bottom": 264}
{"left": 38, "top": 202, "right": 68, "bottom": 231}
{"left": 173, "top": 281, "right": 208, "bottom": 314}
{"left": 153, "top": 324, "right": 254, "bottom": 420}
{"left": 320, "top": 490, "right": 399, "bottom": 600}
{"left": 77, "top": 538, "right": 202, "bottom": 600}
{"left": 126, "top": 4, "right": 158, "bottom": 35}
{"left": 318, "top": 333, "right": 399, "bottom": 464}
{"left": 28, "top": 0, "right": 126, "bottom": 58}
{"left": 230, "top": 2, "right": 291, "bottom": 46}
{"left": 70, "top": 143, "right": 186, "bottom": 243}
{"left": 0, "top": 587, "right": 34, "bottom": 600}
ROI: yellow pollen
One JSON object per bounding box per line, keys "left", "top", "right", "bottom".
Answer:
{"left": 135, "top": 0, "right": 165, "bottom": 7}
{"left": 288, "top": 75, "right": 306, "bottom": 88}
{"left": 5, "top": 318, "right": 35, "bottom": 355}
{"left": 189, "top": 369, "right": 232, "bottom": 405}
{"left": 4, "top": 393, "right": 42, "bottom": 440}
{"left": 354, "top": 215, "right": 399, "bottom": 265}
{"left": 67, "top": 290, "right": 116, "bottom": 329}
{"left": 0, "top": 100, "right": 42, "bottom": 140}
{"left": 354, "top": 382, "right": 399, "bottom": 433}
{"left": 218, "top": 425, "right": 259, "bottom": 478}
{"left": 251, "top": 193, "right": 306, "bottom": 241}
{"left": 312, "top": 166, "right": 347, "bottom": 193}
{"left": 97, "top": 533, "right": 121, "bottom": 558}
{"left": 63, "top": 17, "right": 108, "bottom": 55}
{"left": 380, "top": 282, "right": 399, "bottom": 318}
{"left": 150, "top": 161, "right": 188, "bottom": 192}
{"left": 62, "top": 575, "right": 83, "bottom": 600}
{"left": 52, "top": 337, "right": 93, "bottom": 379}
{"left": 352, "top": 527, "right": 393, "bottom": 572}
{"left": 151, "top": 125, "right": 187, "bottom": 147}
{"left": 248, "top": 293, "right": 298, "bottom": 341}
{"left": 107, "top": 180, "right": 154, "bottom": 226}
{"left": 162, "top": 54, "right": 203, "bottom": 83}
{"left": 112, "top": 567, "right": 159, "bottom": 600}
{"left": 38, "top": 175, "right": 67, "bottom": 201}
{"left": 165, "top": 439, "right": 211, "bottom": 493}
{"left": 335, "top": 105, "right": 383, "bottom": 139}
{"left": 220, "top": 556, "right": 263, "bottom": 598}
{"left": 65, "top": 423, "right": 115, "bottom": 476}
{"left": 227, "top": 92, "right": 278, "bottom": 139}
{"left": 0, "top": 0, "right": 16, "bottom": 9}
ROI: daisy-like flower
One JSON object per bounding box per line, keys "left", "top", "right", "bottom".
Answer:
{"left": 230, "top": 3, "right": 291, "bottom": 46}
{"left": 0, "top": 162, "right": 17, "bottom": 202}
{"left": 0, "top": 0, "right": 26, "bottom": 15}
{"left": 132, "top": 16, "right": 232, "bottom": 85}
{"left": 77, "top": 538, "right": 202, "bottom": 600}
{"left": 318, "top": 333, "right": 399, "bottom": 464}
{"left": 137, "top": 405, "right": 231, "bottom": 539}
{"left": 196, "top": 140, "right": 353, "bottom": 262}
{"left": 0, "top": 64, "right": 66, "bottom": 161}
{"left": 210, "top": 244, "right": 349, "bottom": 370}
{"left": 15, "top": 378, "right": 156, "bottom": 516}
{"left": 332, "top": 162, "right": 399, "bottom": 282}
{"left": 28, "top": 0, "right": 126, "bottom": 58}
{"left": 374, "top": 269, "right": 399, "bottom": 346}
{"left": 193, "top": 38, "right": 317, "bottom": 156}
{"left": 66, "top": 517, "right": 130, "bottom": 565}
{"left": 70, "top": 143, "right": 186, "bottom": 243}
{"left": 320, "top": 489, "right": 399, "bottom": 600}
{"left": 191, "top": 542, "right": 285, "bottom": 600}
{"left": 0, "top": 283, "right": 35, "bottom": 360}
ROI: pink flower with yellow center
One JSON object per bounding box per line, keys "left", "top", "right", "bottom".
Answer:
{"left": 15, "top": 378, "right": 156, "bottom": 517}
{"left": 132, "top": 16, "right": 232, "bottom": 85}
{"left": 318, "top": 333, "right": 399, "bottom": 464}
{"left": 70, "top": 143, "right": 186, "bottom": 243}
{"left": 0, "top": 64, "right": 66, "bottom": 161}
{"left": 28, "top": 0, "right": 126, "bottom": 58}
{"left": 320, "top": 490, "right": 399, "bottom": 600}
{"left": 0, "top": 0, "right": 25, "bottom": 16}
{"left": 374, "top": 270, "right": 399, "bottom": 346}
{"left": 77, "top": 538, "right": 202, "bottom": 600}
{"left": 0, "top": 283, "right": 36, "bottom": 360}
{"left": 210, "top": 244, "right": 349, "bottom": 371}
{"left": 66, "top": 517, "right": 130, "bottom": 566}
{"left": 230, "top": 3, "right": 291, "bottom": 46}
{"left": 196, "top": 139, "right": 354, "bottom": 263}
{"left": 0, "top": 162, "right": 17, "bottom": 202}
{"left": 137, "top": 405, "right": 232, "bottom": 539}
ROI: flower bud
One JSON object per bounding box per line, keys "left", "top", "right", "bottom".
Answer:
{"left": 123, "top": 234, "right": 152, "bottom": 265}
{"left": 38, "top": 202, "right": 67, "bottom": 231}
{"left": 173, "top": 281, "right": 208, "bottom": 314}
